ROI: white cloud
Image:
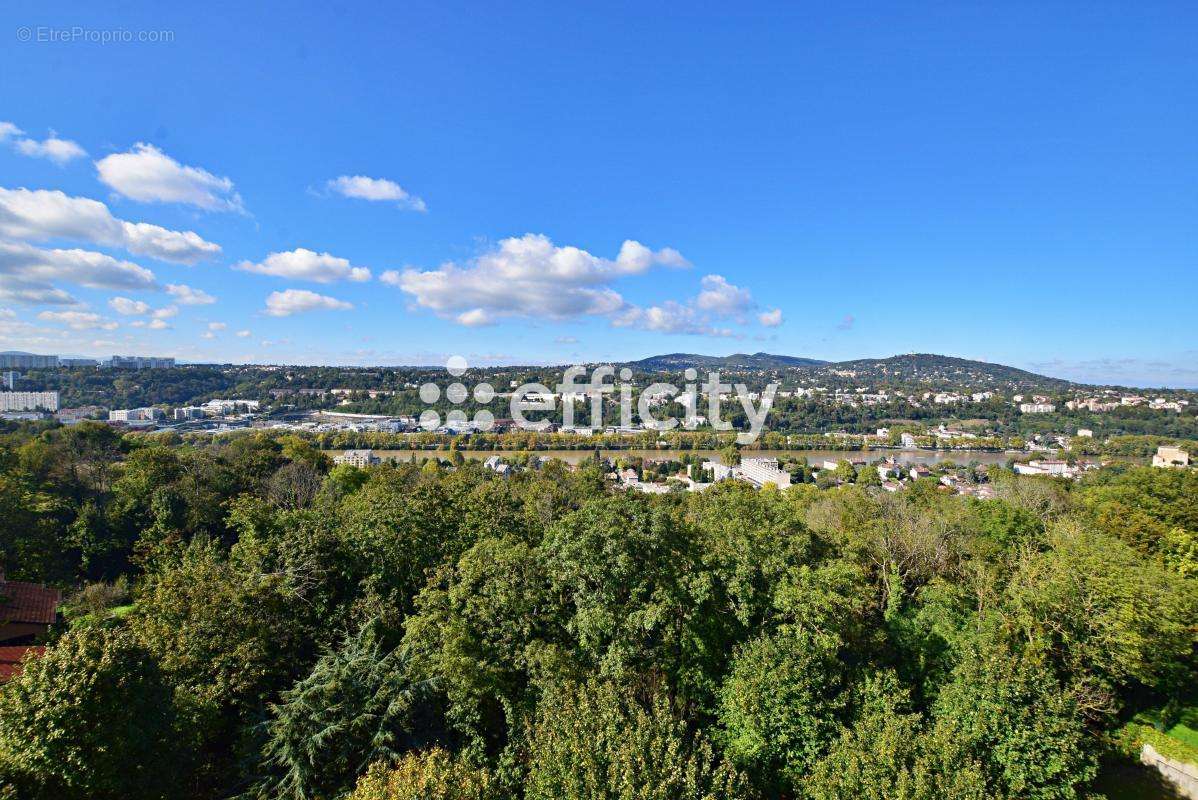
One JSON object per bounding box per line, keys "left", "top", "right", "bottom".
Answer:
{"left": 14, "top": 134, "right": 87, "bottom": 165}
{"left": 152, "top": 305, "right": 179, "bottom": 320}
{"left": 37, "top": 310, "right": 118, "bottom": 330}
{"left": 0, "top": 285, "right": 77, "bottom": 305}
{"left": 327, "top": 175, "right": 426, "bottom": 211}
{"left": 95, "top": 143, "right": 244, "bottom": 213}
{"left": 0, "top": 187, "right": 220, "bottom": 264}
{"left": 148, "top": 318, "right": 171, "bottom": 330}
{"left": 0, "top": 122, "right": 22, "bottom": 141}
{"left": 0, "top": 241, "right": 156, "bottom": 305}
{"left": 120, "top": 222, "right": 220, "bottom": 264}
{"left": 758, "top": 308, "right": 783, "bottom": 327}
{"left": 613, "top": 302, "right": 735, "bottom": 337}
{"left": 614, "top": 274, "right": 765, "bottom": 337}
{"left": 383, "top": 234, "right": 687, "bottom": 326}
{"left": 208, "top": 321, "right": 226, "bottom": 331}
{"left": 236, "top": 247, "right": 371, "bottom": 283}
{"left": 109, "top": 297, "right": 150, "bottom": 315}
{"left": 616, "top": 240, "right": 690, "bottom": 272}
{"left": 166, "top": 284, "right": 216, "bottom": 305}
{"left": 235, "top": 329, "right": 252, "bottom": 338}
{"left": 695, "top": 274, "right": 753, "bottom": 314}
{"left": 200, "top": 331, "right": 216, "bottom": 340}
{"left": 264, "top": 289, "right": 352, "bottom": 317}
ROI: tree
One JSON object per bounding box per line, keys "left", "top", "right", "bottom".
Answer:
{"left": 0, "top": 626, "right": 183, "bottom": 800}
{"left": 1005, "top": 520, "right": 1198, "bottom": 719}
{"left": 720, "top": 444, "right": 741, "bottom": 467}
{"left": 540, "top": 496, "right": 718, "bottom": 701}
{"left": 254, "top": 621, "right": 440, "bottom": 800}
{"left": 803, "top": 672, "right": 987, "bottom": 800}
{"left": 403, "top": 535, "right": 559, "bottom": 756}
{"left": 348, "top": 749, "right": 500, "bottom": 800}
{"left": 268, "top": 461, "right": 324, "bottom": 510}
{"left": 525, "top": 679, "right": 748, "bottom": 800}
{"left": 718, "top": 630, "right": 844, "bottom": 793}
{"left": 929, "top": 641, "right": 1096, "bottom": 800}
{"left": 132, "top": 535, "right": 324, "bottom": 795}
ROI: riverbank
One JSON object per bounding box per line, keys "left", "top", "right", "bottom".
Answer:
{"left": 326, "top": 447, "right": 1029, "bottom": 467}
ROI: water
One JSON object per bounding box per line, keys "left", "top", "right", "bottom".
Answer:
{"left": 332, "top": 447, "right": 1024, "bottom": 467}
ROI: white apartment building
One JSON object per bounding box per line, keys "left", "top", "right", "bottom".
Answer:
{"left": 174, "top": 407, "right": 206, "bottom": 420}
{"left": 202, "top": 399, "right": 260, "bottom": 415}
{"left": 108, "top": 407, "right": 165, "bottom": 423}
{"left": 0, "top": 391, "right": 59, "bottom": 412}
{"left": 108, "top": 356, "right": 175, "bottom": 369}
{"left": 0, "top": 352, "right": 58, "bottom": 369}
{"left": 334, "top": 449, "right": 381, "bottom": 468}
{"left": 737, "top": 457, "right": 792, "bottom": 489}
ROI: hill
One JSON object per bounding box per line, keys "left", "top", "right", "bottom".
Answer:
{"left": 628, "top": 352, "right": 829, "bottom": 371}
{"left": 624, "top": 352, "right": 1073, "bottom": 390}
{"left": 823, "top": 354, "right": 1073, "bottom": 389}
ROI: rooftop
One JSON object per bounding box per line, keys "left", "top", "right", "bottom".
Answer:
{"left": 0, "top": 580, "right": 61, "bottom": 626}
{"left": 0, "top": 645, "right": 45, "bottom": 682}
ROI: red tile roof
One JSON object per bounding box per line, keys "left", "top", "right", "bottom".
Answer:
{"left": 0, "top": 581, "right": 61, "bottom": 625}
{"left": 0, "top": 645, "right": 45, "bottom": 681}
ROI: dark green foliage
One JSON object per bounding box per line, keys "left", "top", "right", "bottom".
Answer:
{"left": 525, "top": 679, "right": 749, "bottom": 800}
{"left": 253, "top": 621, "right": 440, "bottom": 800}
{"left": 0, "top": 426, "right": 1194, "bottom": 800}
{"left": 0, "top": 626, "right": 183, "bottom": 800}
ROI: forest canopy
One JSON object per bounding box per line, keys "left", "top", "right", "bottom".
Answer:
{"left": 0, "top": 422, "right": 1194, "bottom": 799}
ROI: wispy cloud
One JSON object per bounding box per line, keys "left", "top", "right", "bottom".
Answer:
{"left": 237, "top": 248, "right": 370, "bottom": 283}
{"left": 264, "top": 288, "right": 352, "bottom": 317}
{"left": 326, "top": 175, "right": 426, "bottom": 211}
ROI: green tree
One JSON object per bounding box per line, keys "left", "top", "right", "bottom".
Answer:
{"left": 349, "top": 749, "right": 501, "bottom": 800}
{"left": 526, "top": 679, "right": 748, "bottom": 800}
{"left": 0, "top": 626, "right": 184, "bottom": 800}
{"left": 718, "top": 629, "right": 844, "bottom": 793}
{"left": 929, "top": 641, "right": 1096, "bottom": 800}
{"left": 254, "top": 621, "right": 439, "bottom": 800}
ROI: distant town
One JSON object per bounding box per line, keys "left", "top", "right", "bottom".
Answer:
{"left": 1, "top": 350, "right": 1192, "bottom": 502}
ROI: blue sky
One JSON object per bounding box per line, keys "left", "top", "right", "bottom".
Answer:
{"left": 1, "top": 1, "right": 1195, "bottom": 386}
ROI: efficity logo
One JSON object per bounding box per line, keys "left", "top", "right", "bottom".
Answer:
{"left": 419, "top": 356, "right": 778, "bottom": 444}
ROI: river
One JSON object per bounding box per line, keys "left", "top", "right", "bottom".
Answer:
{"left": 330, "top": 447, "right": 1026, "bottom": 467}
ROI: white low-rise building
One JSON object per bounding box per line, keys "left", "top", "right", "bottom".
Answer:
{"left": 1014, "top": 459, "right": 1075, "bottom": 478}
{"left": 109, "top": 407, "right": 165, "bottom": 423}
{"left": 1019, "top": 402, "right": 1056, "bottom": 414}
{"left": 1152, "top": 446, "right": 1190, "bottom": 469}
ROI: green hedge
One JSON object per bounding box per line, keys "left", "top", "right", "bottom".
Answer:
{"left": 1115, "top": 721, "right": 1198, "bottom": 767}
